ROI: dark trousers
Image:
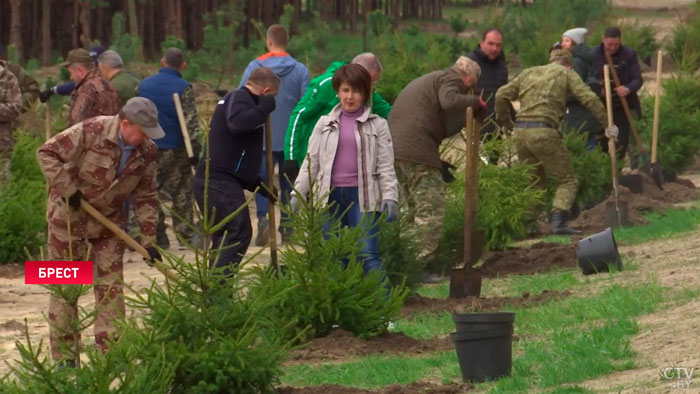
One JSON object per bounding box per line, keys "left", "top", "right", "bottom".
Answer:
{"left": 255, "top": 150, "right": 291, "bottom": 225}
{"left": 193, "top": 173, "right": 251, "bottom": 277}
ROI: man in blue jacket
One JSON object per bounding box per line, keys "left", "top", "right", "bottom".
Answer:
{"left": 194, "top": 67, "right": 279, "bottom": 277}
{"left": 138, "top": 48, "right": 201, "bottom": 248}
{"left": 238, "top": 24, "right": 309, "bottom": 246}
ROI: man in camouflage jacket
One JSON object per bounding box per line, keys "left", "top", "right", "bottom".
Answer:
{"left": 62, "top": 48, "right": 120, "bottom": 126}
{"left": 37, "top": 97, "right": 164, "bottom": 364}
{"left": 495, "top": 49, "right": 618, "bottom": 235}
{"left": 0, "top": 44, "right": 39, "bottom": 113}
{"left": 0, "top": 59, "right": 21, "bottom": 187}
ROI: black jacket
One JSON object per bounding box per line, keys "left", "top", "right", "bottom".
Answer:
{"left": 200, "top": 87, "right": 269, "bottom": 189}
{"left": 592, "top": 44, "right": 643, "bottom": 118}
{"left": 467, "top": 45, "right": 510, "bottom": 135}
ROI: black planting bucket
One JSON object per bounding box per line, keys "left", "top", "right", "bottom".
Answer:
{"left": 451, "top": 326, "right": 513, "bottom": 382}
{"left": 619, "top": 174, "right": 643, "bottom": 194}
{"left": 453, "top": 312, "right": 515, "bottom": 333}
{"left": 576, "top": 227, "right": 623, "bottom": 275}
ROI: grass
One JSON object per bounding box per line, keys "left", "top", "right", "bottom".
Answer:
{"left": 282, "top": 281, "right": 673, "bottom": 391}
{"left": 614, "top": 205, "right": 700, "bottom": 245}
{"left": 283, "top": 351, "right": 462, "bottom": 389}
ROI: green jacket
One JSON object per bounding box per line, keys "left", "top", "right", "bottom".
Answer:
{"left": 284, "top": 61, "right": 392, "bottom": 166}
{"left": 109, "top": 69, "right": 140, "bottom": 107}
{"left": 495, "top": 62, "right": 607, "bottom": 131}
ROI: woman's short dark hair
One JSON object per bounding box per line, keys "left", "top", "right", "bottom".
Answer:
{"left": 332, "top": 64, "right": 372, "bottom": 103}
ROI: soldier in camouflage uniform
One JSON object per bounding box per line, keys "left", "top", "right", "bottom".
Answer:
{"left": 495, "top": 49, "right": 618, "bottom": 235}
{"left": 61, "top": 48, "right": 120, "bottom": 126}
{"left": 0, "top": 44, "right": 39, "bottom": 112}
{"left": 37, "top": 97, "right": 164, "bottom": 364}
{"left": 138, "top": 48, "right": 201, "bottom": 249}
{"left": 0, "top": 59, "right": 21, "bottom": 187}
{"left": 389, "top": 56, "right": 484, "bottom": 261}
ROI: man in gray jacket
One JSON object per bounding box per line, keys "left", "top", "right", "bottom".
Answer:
{"left": 389, "top": 56, "right": 484, "bottom": 263}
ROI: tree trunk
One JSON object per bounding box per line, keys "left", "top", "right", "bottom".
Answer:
{"left": 9, "top": 0, "right": 23, "bottom": 61}
{"left": 164, "top": 0, "right": 178, "bottom": 37}
{"left": 79, "top": 1, "right": 91, "bottom": 48}
{"left": 146, "top": 0, "right": 155, "bottom": 57}
{"left": 42, "top": 0, "right": 51, "bottom": 65}
{"left": 127, "top": 0, "right": 139, "bottom": 36}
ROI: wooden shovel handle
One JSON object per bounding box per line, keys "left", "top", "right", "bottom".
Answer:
{"left": 604, "top": 65, "right": 619, "bottom": 190}
{"left": 80, "top": 199, "right": 179, "bottom": 281}
{"left": 651, "top": 50, "right": 663, "bottom": 163}
{"left": 263, "top": 116, "right": 278, "bottom": 269}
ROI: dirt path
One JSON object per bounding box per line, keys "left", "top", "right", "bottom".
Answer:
{"left": 0, "top": 197, "right": 274, "bottom": 374}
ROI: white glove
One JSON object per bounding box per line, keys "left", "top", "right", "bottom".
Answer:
{"left": 605, "top": 125, "right": 619, "bottom": 141}
{"left": 289, "top": 195, "right": 300, "bottom": 213}
{"left": 380, "top": 200, "right": 398, "bottom": 222}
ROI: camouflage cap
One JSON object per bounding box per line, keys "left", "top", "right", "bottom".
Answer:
{"left": 122, "top": 97, "right": 165, "bottom": 140}
{"left": 549, "top": 49, "right": 573, "bottom": 65}
{"left": 454, "top": 56, "right": 481, "bottom": 79}
{"left": 60, "top": 48, "right": 94, "bottom": 66}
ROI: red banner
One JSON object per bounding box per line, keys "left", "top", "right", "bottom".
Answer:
{"left": 25, "top": 261, "right": 93, "bottom": 285}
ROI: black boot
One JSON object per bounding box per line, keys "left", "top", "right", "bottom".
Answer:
{"left": 156, "top": 228, "right": 170, "bottom": 249}
{"left": 550, "top": 210, "right": 582, "bottom": 235}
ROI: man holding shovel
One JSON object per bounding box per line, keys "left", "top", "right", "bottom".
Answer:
{"left": 495, "top": 49, "right": 618, "bottom": 235}
{"left": 37, "top": 97, "right": 165, "bottom": 365}
{"left": 592, "top": 27, "right": 643, "bottom": 162}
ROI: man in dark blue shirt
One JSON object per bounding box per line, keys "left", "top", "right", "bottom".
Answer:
{"left": 193, "top": 67, "right": 279, "bottom": 277}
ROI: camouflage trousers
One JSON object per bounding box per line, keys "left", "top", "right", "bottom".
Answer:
{"left": 157, "top": 147, "right": 194, "bottom": 238}
{"left": 0, "top": 125, "right": 14, "bottom": 187}
{"left": 47, "top": 224, "right": 126, "bottom": 361}
{"left": 513, "top": 127, "right": 578, "bottom": 211}
{"left": 395, "top": 159, "right": 445, "bottom": 259}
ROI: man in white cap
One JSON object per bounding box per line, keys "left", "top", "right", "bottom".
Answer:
{"left": 37, "top": 97, "right": 165, "bottom": 366}
{"left": 559, "top": 27, "right": 602, "bottom": 148}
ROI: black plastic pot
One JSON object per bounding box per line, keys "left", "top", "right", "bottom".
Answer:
{"left": 453, "top": 312, "right": 515, "bottom": 333}
{"left": 576, "top": 227, "right": 623, "bottom": 275}
{"left": 451, "top": 326, "right": 513, "bottom": 382}
{"left": 619, "top": 174, "right": 643, "bottom": 194}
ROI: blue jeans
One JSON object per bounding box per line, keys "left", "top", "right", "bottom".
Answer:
{"left": 255, "top": 151, "right": 291, "bottom": 225}
{"left": 325, "top": 187, "right": 385, "bottom": 276}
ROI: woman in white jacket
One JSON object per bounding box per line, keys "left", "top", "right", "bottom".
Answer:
{"left": 292, "top": 63, "right": 399, "bottom": 275}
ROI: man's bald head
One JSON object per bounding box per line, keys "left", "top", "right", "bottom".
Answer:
{"left": 351, "top": 52, "right": 383, "bottom": 85}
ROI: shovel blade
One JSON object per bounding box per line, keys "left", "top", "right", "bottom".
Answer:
{"left": 649, "top": 163, "right": 664, "bottom": 189}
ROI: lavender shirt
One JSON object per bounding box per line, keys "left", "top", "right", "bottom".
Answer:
{"left": 331, "top": 107, "right": 364, "bottom": 187}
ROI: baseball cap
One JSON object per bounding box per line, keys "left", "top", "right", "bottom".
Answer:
{"left": 60, "top": 48, "right": 94, "bottom": 66}
{"left": 454, "top": 56, "right": 481, "bottom": 79}
{"left": 121, "top": 97, "right": 165, "bottom": 139}
{"left": 88, "top": 45, "right": 106, "bottom": 60}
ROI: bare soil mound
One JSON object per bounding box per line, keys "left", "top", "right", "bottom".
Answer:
{"left": 482, "top": 242, "right": 577, "bottom": 277}
{"left": 571, "top": 174, "right": 700, "bottom": 234}
{"left": 277, "top": 382, "right": 474, "bottom": 394}
{"left": 402, "top": 290, "right": 569, "bottom": 317}
{"left": 290, "top": 329, "right": 453, "bottom": 364}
